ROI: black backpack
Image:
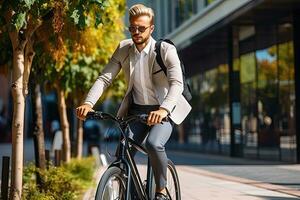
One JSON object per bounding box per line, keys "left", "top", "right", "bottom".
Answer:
{"left": 154, "top": 39, "right": 192, "bottom": 101}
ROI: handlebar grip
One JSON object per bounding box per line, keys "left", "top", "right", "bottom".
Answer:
{"left": 86, "top": 111, "right": 103, "bottom": 120}
{"left": 137, "top": 114, "right": 169, "bottom": 124}
{"left": 86, "top": 111, "right": 94, "bottom": 118}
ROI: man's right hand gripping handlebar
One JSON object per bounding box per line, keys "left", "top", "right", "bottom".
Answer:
{"left": 76, "top": 103, "right": 94, "bottom": 121}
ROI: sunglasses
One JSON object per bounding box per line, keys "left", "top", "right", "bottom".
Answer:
{"left": 128, "top": 26, "right": 151, "bottom": 33}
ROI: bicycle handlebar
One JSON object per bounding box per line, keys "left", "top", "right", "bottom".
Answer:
{"left": 86, "top": 111, "right": 116, "bottom": 121}
{"left": 86, "top": 111, "right": 169, "bottom": 125}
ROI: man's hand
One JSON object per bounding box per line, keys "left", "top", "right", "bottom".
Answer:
{"left": 147, "top": 108, "right": 169, "bottom": 126}
{"left": 76, "top": 104, "right": 94, "bottom": 121}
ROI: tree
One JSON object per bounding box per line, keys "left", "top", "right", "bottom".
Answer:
{"left": 65, "top": 4, "right": 127, "bottom": 158}
{"left": 1, "top": 1, "right": 45, "bottom": 198}
{"left": 41, "top": 0, "right": 126, "bottom": 160}
{"left": 0, "top": 0, "right": 123, "bottom": 198}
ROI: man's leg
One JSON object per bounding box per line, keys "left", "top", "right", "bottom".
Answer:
{"left": 145, "top": 121, "right": 173, "bottom": 191}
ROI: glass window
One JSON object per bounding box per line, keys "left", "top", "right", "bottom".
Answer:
{"left": 183, "top": 63, "right": 230, "bottom": 154}
{"left": 240, "top": 52, "right": 256, "bottom": 84}
{"left": 239, "top": 23, "right": 296, "bottom": 162}
{"left": 278, "top": 41, "right": 296, "bottom": 161}
{"left": 175, "top": 0, "right": 198, "bottom": 27}
{"left": 256, "top": 46, "right": 279, "bottom": 148}
{"left": 240, "top": 53, "right": 258, "bottom": 149}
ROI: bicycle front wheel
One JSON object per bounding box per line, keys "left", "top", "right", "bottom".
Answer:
{"left": 95, "top": 166, "right": 126, "bottom": 200}
{"left": 166, "top": 160, "right": 181, "bottom": 200}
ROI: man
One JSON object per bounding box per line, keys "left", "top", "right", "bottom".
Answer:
{"left": 76, "top": 4, "right": 191, "bottom": 200}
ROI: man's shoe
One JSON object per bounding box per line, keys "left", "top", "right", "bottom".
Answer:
{"left": 154, "top": 192, "right": 170, "bottom": 200}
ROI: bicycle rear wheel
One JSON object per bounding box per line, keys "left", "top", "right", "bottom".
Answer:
{"left": 165, "top": 159, "right": 181, "bottom": 200}
{"left": 95, "top": 166, "right": 126, "bottom": 200}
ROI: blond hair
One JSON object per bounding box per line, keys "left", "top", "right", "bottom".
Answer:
{"left": 129, "top": 4, "right": 154, "bottom": 24}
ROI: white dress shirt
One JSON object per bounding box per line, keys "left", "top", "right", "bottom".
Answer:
{"left": 132, "top": 40, "right": 159, "bottom": 105}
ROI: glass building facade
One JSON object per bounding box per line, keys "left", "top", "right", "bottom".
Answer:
{"left": 142, "top": 0, "right": 300, "bottom": 163}
{"left": 178, "top": 32, "right": 297, "bottom": 161}
{"left": 236, "top": 24, "right": 296, "bottom": 161}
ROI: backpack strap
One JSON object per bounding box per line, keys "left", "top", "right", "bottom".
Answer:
{"left": 154, "top": 39, "right": 181, "bottom": 75}
{"left": 154, "top": 39, "right": 167, "bottom": 75}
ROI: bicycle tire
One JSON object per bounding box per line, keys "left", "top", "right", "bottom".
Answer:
{"left": 95, "top": 166, "right": 126, "bottom": 200}
{"left": 166, "top": 159, "right": 181, "bottom": 200}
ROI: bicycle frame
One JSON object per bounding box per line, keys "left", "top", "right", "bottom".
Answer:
{"left": 111, "top": 122, "right": 154, "bottom": 200}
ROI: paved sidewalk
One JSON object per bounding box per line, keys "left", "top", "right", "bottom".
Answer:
{"left": 85, "top": 162, "right": 299, "bottom": 200}
{"left": 176, "top": 165, "right": 298, "bottom": 200}
{"left": 2, "top": 140, "right": 299, "bottom": 199}
{"left": 85, "top": 150, "right": 299, "bottom": 199}
{"left": 167, "top": 151, "right": 300, "bottom": 198}
{"left": 88, "top": 142, "right": 300, "bottom": 199}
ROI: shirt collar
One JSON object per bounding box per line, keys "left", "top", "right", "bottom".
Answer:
{"left": 133, "top": 37, "right": 152, "bottom": 55}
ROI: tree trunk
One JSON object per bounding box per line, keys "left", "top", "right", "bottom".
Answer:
{"left": 56, "top": 86, "right": 71, "bottom": 162}
{"left": 10, "top": 48, "right": 26, "bottom": 200}
{"left": 5, "top": 7, "right": 41, "bottom": 200}
{"left": 32, "top": 84, "right": 46, "bottom": 170}
{"left": 76, "top": 119, "right": 83, "bottom": 159}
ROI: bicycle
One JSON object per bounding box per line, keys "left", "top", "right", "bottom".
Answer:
{"left": 86, "top": 111, "right": 181, "bottom": 200}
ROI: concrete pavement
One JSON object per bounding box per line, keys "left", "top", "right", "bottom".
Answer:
{"left": 167, "top": 151, "right": 300, "bottom": 198}
{"left": 176, "top": 165, "right": 298, "bottom": 200}
{"left": 85, "top": 156, "right": 299, "bottom": 200}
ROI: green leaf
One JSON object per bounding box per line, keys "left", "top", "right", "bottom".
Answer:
{"left": 90, "top": 0, "right": 109, "bottom": 9}
{"left": 71, "top": 9, "right": 80, "bottom": 24}
{"left": 72, "top": 5, "right": 88, "bottom": 29}
{"left": 78, "top": 14, "right": 87, "bottom": 29}
{"left": 95, "top": 12, "right": 102, "bottom": 27}
{"left": 83, "top": 56, "right": 92, "bottom": 64}
{"left": 89, "top": 0, "right": 103, "bottom": 6}
{"left": 102, "top": 1, "right": 110, "bottom": 8}
{"left": 24, "top": 0, "right": 35, "bottom": 9}
{"left": 12, "top": 12, "right": 26, "bottom": 31}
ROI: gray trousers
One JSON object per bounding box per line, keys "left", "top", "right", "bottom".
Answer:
{"left": 128, "top": 103, "right": 173, "bottom": 189}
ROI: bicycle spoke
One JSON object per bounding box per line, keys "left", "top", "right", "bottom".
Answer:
{"left": 102, "top": 175, "right": 125, "bottom": 200}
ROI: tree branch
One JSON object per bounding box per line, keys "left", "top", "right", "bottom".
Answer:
{"left": 22, "top": 16, "right": 43, "bottom": 96}
{"left": 24, "top": 15, "right": 42, "bottom": 41}
{"left": 23, "top": 36, "right": 35, "bottom": 96}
